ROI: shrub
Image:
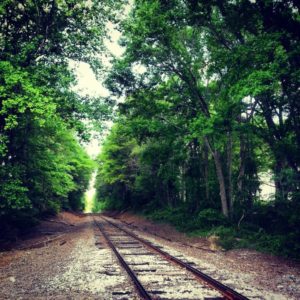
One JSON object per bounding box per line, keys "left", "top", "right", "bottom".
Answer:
{"left": 197, "top": 209, "right": 228, "bottom": 228}
{"left": 146, "top": 207, "right": 228, "bottom": 232}
{"left": 146, "top": 206, "right": 195, "bottom": 230}
{"left": 209, "top": 226, "right": 237, "bottom": 250}
{"left": 44, "top": 200, "right": 61, "bottom": 216}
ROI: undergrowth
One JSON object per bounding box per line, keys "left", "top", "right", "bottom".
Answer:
{"left": 141, "top": 204, "right": 300, "bottom": 260}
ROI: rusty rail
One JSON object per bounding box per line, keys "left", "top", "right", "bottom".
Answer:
{"left": 94, "top": 220, "right": 152, "bottom": 300}
{"left": 102, "top": 216, "right": 249, "bottom": 300}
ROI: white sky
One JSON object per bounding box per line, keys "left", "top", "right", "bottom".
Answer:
{"left": 70, "top": 22, "right": 125, "bottom": 158}
{"left": 69, "top": 60, "right": 109, "bottom": 98}
{"left": 69, "top": 22, "right": 125, "bottom": 98}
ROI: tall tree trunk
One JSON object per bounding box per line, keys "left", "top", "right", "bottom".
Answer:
{"left": 179, "top": 165, "right": 186, "bottom": 203}
{"left": 166, "top": 182, "right": 169, "bottom": 206}
{"left": 204, "top": 144, "right": 210, "bottom": 203}
{"left": 237, "top": 135, "right": 246, "bottom": 202}
{"left": 274, "top": 158, "right": 288, "bottom": 201}
{"left": 205, "top": 137, "right": 229, "bottom": 217}
{"left": 227, "top": 132, "right": 233, "bottom": 216}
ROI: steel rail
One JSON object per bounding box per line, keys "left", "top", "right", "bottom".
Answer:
{"left": 102, "top": 216, "right": 249, "bottom": 300}
{"left": 94, "top": 219, "right": 152, "bottom": 300}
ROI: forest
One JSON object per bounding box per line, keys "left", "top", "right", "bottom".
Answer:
{"left": 0, "top": 0, "right": 124, "bottom": 235}
{"left": 1, "top": 1, "right": 300, "bottom": 258}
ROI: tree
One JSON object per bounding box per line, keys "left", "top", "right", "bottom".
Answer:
{"left": 0, "top": 0, "right": 125, "bottom": 232}
{"left": 105, "top": 0, "right": 299, "bottom": 217}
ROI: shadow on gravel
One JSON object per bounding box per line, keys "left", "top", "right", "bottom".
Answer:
{"left": 0, "top": 212, "right": 95, "bottom": 252}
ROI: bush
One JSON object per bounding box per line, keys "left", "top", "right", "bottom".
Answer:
{"left": 235, "top": 229, "right": 300, "bottom": 259}
{"left": 145, "top": 206, "right": 300, "bottom": 259}
{"left": 145, "top": 206, "right": 197, "bottom": 231}
{"left": 0, "top": 209, "right": 39, "bottom": 240}
{"left": 43, "top": 200, "right": 61, "bottom": 216}
{"left": 145, "top": 207, "right": 228, "bottom": 232}
{"left": 197, "top": 209, "right": 228, "bottom": 228}
{"left": 209, "top": 226, "right": 237, "bottom": 250}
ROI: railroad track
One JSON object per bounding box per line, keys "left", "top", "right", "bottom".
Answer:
{"left": 94, "top": 216, "right": 249, "bottom": 300}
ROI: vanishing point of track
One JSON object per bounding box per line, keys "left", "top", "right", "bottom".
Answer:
{"left": 94, "top": 216, "right": 249, "bottom": 300}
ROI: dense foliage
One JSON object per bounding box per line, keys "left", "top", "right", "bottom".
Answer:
{"left": 95, "top": 0, "right": 300, "bottom": 257}
{"left": 0, "top": 0, "right": 124, "bottom": 236}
